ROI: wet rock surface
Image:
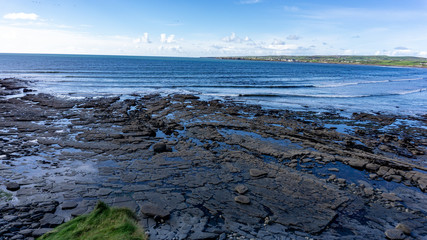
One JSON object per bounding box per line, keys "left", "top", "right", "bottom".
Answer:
{"left": 0, "top": 78, "right": 427, "bottom": 239}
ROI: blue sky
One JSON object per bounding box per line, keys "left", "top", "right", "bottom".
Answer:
{"left": 0, "top": 0, "right": 426, "bottom": 57}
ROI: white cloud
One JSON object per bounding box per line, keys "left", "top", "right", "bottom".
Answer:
{"left": 287, "top": 35, "right": 300, "bottom": 40}
{"left": 0, "top": 25, "right": 133, "bottom": 55}
{"left": 158, "top": 45, "right": 182, "bottom": 52}
{"left": 271, "top": 39, "right": 286, "bottom": 45}
{"left": 374, "top": 48, "right": 427, "bottom": 57}
{"left": 222, "top": 32, "right": 238, "bottom": 42}
{"left": 264, "top": 43, "right": 298, "bottom": 51}
{"left": 283, "top": 6, "right": 299, "bottom": 12}
{"left": 418, "top": 51, "right": 427, "bottom": 57}
{"left": 394, "top": 46, "right": 408, "bottom": 50}
{"left": 222, "top": 32, "right": 253, "bottom": 44}
{"left": 239, "top": 0, "right": 261, "bottom": 4}
{"left": 3, "top": 12, "right": 39, "bottom": 20}
{"left": 134, "top": 33, "right": 151, "bottom": 44}
{"left": 160, "top": 33, "right": 175, "bottom": 43}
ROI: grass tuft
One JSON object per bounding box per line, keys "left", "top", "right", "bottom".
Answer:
{"left": 38, "top": 201, "right": 146, "bottom": 240}
{"left": 0, "top": 190, "right": 13, "bottom": 202}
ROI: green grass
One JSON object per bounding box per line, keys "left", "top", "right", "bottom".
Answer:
{"left": 0, "top": 190, "right": 12, "bottom": 202}
{"left": 216, "top": 55, "right": 427, "bottom": 68}
{"left": 38, "top": 202, "right": 147, "bottom": 240}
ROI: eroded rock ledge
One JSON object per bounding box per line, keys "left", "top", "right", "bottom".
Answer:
{"left": 0, "top": 78, "right": 426, "bottom": 239}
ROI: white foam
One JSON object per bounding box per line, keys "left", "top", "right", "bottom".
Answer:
{"left": 396, "top": 88, "right": 426, "bottom": 95}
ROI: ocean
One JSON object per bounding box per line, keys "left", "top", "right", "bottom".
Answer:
{"left": 0, "top": 53, "right": 426, "bottom": 116}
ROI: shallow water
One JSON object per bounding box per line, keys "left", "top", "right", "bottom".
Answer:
{"left": 1, "top": 53, "right": 426, "bottom": 115}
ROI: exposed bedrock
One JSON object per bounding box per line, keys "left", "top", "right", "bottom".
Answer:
{"left": 0, "top": 80, "right": 426, "bottom": 239}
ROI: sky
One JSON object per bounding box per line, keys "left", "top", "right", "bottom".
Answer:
{"left": 0, "top": 0, "right": 427, "bottom": 57}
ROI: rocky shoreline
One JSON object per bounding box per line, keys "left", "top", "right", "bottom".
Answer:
{"left": 0, "top": 78, "right": 426, "bottom": 239}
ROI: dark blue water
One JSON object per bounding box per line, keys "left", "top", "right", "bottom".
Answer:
{"left": 0, "top": 53, "right": 426, "bottom": 115}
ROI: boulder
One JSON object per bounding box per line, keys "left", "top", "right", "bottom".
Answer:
{"left": 140, "top": 202, "right": 170, "bottom": 220}
{"left": 347, "top": 159, "right": 366, "bottom": 169}
{"left": 385, "top": 228, "right": 405, "bottom": 240}
{"left": 396, "top": 223, "right": 412, "bottom": 235}
{"left": 377, "top": 166, "right": 390, "bottom": 176}
{"left": 249, "top": 169, "right": 267, "bottom": 178}
{"left": 40, "top": 213, "right": 65, "bottom": 228}
{"left": 365, "top": 163, "right": 380, "bottom": 172}
{"left": 152, "top": 143, "right": 171, "bottom": 153}
{"left": 234, "top": 195, "right": 251, "bottom": 204}
{"left": 61, "top": 201, "right": 78, "bottom": 210}
{"left": 363, "top": 187, "right": 374, "bottom": 197}
{"left": 381, "top": 193, "right": 402, "bottom": 202}
{"left": 6, "top": 182, "right": 20, "bottom": 191}
{"left": 235, "top": 185, "right": 248, "bottom": 194}
{"left": 32, "top": 228, "right": 53, "bottom": 237}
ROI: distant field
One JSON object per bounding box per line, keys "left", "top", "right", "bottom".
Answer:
{"left": 216, "top": 55, "right": 427, "bottom": 68}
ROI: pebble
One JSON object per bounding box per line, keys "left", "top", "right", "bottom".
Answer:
{"left": 140, "top": 202, "right": 170, "bottom": 219}
{"left": 369, "top": 174, "right": 378, "bottom": 179}
{"left": 328, "top": 168, "right": 339, "bottom": 172}
{"left": 395, "top": 223, "right": 411, "bottom": 235}
{"left": 328, "top": 174, "right": 336, "bottom": 181}
{"left": 381, "top": 193, "right": 402, "bottom": 202}
{"left": 234, "top": 195, "right": 251, "bottom": 204}
{"left": 363, "top": 187, "right": 374, "bottom": 196}
{"left": 6, "top": 182, "right": 20, "bottom": 191}
{"left": 32, "top": 228, "right": 53, "bottom": 237}
{"left": 249, "top": 169, "right": 267, "bottom": 178}
{"left": 61, "top": 201, "right": 78, "bottom": 210}
{"left": 235, "top": 185, "right": 248, "bottom": 194}
{"left": 384, "top": 228, "right": 405, "bottom": 240}
{"left": 153, "top": 143, "right": 167, "bottom": 153}
{"left": 337, "top": 178, "right": 346, "bottom": 184}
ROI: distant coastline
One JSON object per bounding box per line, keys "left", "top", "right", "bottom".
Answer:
{"left": 215, "top": 55, "right": 427, "bottom": 68}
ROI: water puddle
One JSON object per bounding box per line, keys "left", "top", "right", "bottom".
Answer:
{"left": 324, "top": 123, "right": 355, "bottom": 134}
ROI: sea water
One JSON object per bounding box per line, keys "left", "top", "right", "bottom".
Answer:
{"left": 0, "top": 53, "right": 426, "bottom": 115}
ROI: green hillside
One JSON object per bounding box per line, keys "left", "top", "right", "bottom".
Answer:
{"left": 216, "top": 55, "right": 427, "bottom": 68}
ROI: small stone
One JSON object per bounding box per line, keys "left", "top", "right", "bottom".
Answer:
{"left": 382, "top": 193, "right": 402, "bottom": 202}
{"left": 385, "top": 228, "right": 405, "bottom": 240}
{"left": 97, "top": 188, "right": 113, "bottom": 196}
{"left": 153, "top": 143, "right": 167, "bottom": 153}
{"left": 328, "top": 174, "right": 336, "bottom": 181}
{"left": 10, "top": 234, "right": 23, "bottom": 240}
{"left": 288, "top": 163, "right": 297, "bottom": 168}
{"left": 328, "top": 168, "right": 339, "bottom": 172}
{"left": 363, "top": 187, "right": 374, "bottom": 196}
{"left": 396, "top": 223, "right": 411, "bottom": 235}
{"left": 365, "top": 163, "right": 380, "bottom": 172}
{"left": 61, "top": 201, "right": 78, "bottom": 210}
{"left": 377, "top": 166, "right": 390, "bottom": 176}
{"left": 3, "top": 215, "right": 18, "bottom": 221}
{"left": 19, "top": 229, "right": 33, "bottom": 236}
{"left": 71, "top": 207, "right": 88, "bottom": 217}
{"left": 369, "top": 174, "right": 378, "bottom": 179}
{"left": 337, "top": 178, "right": 346, "bottom": 184}
{"left": 189, "top": 231, "right": 218, "bottom": 240}
{"left": 390, "top": 175, "right": 402, "bottom": 183}
{"left": 235, "top": 185, "right": 248, "bottom": 194}
{"left": 140, "top": 202, "right": 170, "bottom": 219}
{"left": 348, "top": 159, "right": 366, "bottom": 169}
{"left": 32, "top": 228, "right": 53, "bottom": 237}
{"left": 234, "top": 195, "right": 250, "bottom": 204}
{"left": 6, "top": 182, "right": 20, "bottom": 191}
{"left": 249, "top": 169, "right": 267, "bottom": 178}
{"left": 40, "top": 213, "right": 65, "bottom": 227}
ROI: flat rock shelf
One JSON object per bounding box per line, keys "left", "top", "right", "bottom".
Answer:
{"left": 0, "top": 78, "right": 426, "bottom": 240}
